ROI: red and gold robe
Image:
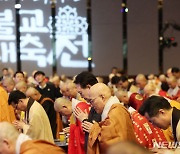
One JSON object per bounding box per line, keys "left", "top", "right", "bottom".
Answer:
{"left": 68, "top": 102, "right": 90, "bottom": 154}
{"left": 130, "top": 110, "right": 167, "bottom": 148}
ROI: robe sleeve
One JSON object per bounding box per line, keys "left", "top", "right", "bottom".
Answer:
{"left": 88, "top": 105, "right": 136, "bottom": 152}
{"left": 0, "top": 87, "right": 9, "bottom": 122}
{"left": 24, "top": 111, "right": 42, "bottom": 139}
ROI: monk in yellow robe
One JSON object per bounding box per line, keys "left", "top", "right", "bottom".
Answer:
{"left": 0, "top": 86, "right": 15, "bottom": 122}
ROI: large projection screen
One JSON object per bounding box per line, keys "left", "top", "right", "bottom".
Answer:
{"left": 0, "top": 0, "right": 90, "bottom": 77}
{"left": 0, "top": 0, "right": 123, "bottom": 77}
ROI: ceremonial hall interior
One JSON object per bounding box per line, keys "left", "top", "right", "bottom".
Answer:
{"left": 0, "top": 0, "right": 180, "bottom": 154}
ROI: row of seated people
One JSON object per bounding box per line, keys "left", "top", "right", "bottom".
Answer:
{"left": 0, "top": 67, "right": 180, "bottom": 154}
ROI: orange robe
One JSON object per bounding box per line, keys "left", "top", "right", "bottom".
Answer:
{"left": 88, "top": 104, "right": 136, "bottom": 154}
{"left": 0, "top": 86, "right": 15, "bottom": 122}
{"left": 20, "top": 140, "right": 65, "bottom": 154}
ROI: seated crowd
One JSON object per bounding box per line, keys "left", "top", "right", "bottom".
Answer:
{"left": 0, "top": 66, "right": 180, "bottom": 154}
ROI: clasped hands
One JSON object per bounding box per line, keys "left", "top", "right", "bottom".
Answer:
{"left": 12, "top": 120, "right": 25, "bottom": 130}
{"left": 74, "top": 107, "right": 94, "bottom": 133}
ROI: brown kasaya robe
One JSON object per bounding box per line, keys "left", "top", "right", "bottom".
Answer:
{"left": 20, "top": 140, "right": 65, "bottom": 154}
{"left": 87, "top": 104, "right": 136, "bottom": 154}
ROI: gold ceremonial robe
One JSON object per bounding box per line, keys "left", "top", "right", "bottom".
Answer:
{"left": 0, "top": 86, "right": 15, "bottom": 122}
{"left": 163, "top": 100, "right": 180, "bottom": 142}
{"left": 20, "top": 140, "right": 65, "bottom": 154}
{"left": 23, "top": 101, "right": 54, "bottom": 143}
{"left": 87, "top": 104, "right": 136, "bottom": 154}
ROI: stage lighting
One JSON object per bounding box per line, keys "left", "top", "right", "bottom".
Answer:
{"left": 161, "top": 37, "right": 178, "bottom": 48}
{"left": 88, "top": 57, "right": 92, "bottom": 61}
{"left": 15, "top": 4, "right": 21, "bottom": 9}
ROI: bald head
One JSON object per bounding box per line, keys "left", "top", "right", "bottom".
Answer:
{"left": 89, "top": 83, "right": 111, "bottom": 114}
{"left": 144, "top": 83, "right": 157, "bottom": 97}
{"left": 60, "top": 81, "right": 68, "bottom": 97}
{"left": 90, "top": 83, "right": 111, "bottom": 99}
{"left": 2, "top": 77, "right": 15, "bottom": 93}
{"left": 26, "top": 87, "right": 41, "bottom": 101}
{"left": 66, "top": 81, "right": 77, "bottom": 98}
{"left": 0, "top": 122, "right": 20, "bottom": 154}
{"left": 159, "top": 74, "right": 166, "bottom": 82}
{"left": 0, "top": 122, "right": 19, "bottom": 142}
{"left": 51, "top": 75, "right": 60, "bottom": 88}
{"left": 54, "top": 98, "right": 72, "bottom": 116}
{"left": 15, "top": 81, "right": 27, "bottom": 94}
{"left": 115, "top": 90, "right": 129, "bottom": 104}
{"left": 136, "top": 74, "right": 147, "bottom": 89}
{"left": 167, "top": 76, "right": 177, "bottom": 89}
{"left": 166, "top": 68, "right": 172, "bottom": 77}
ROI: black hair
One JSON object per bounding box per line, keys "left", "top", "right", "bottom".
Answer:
{"left": 111, "top": 76, "right": 120, "bottom": 84}
{"left": 74, "top": 71, "right": 98, "bottom": 88}
{"left": 2, "top": 68, "right": 8, "bottom": 71}
{"left": 8, "top": 90, "right": 26, "bottom": 105}
{"left": 139, "top": 96, "right": 171, "bottom": 117}
{"left": 171, "top": 67, "right": 179, "bottom": 73}
{"left": 119, "top": 75, "right": 128, "bottom": 82}
{"left": 161, "top": 82, "right": 169, "bottom": 92}
{"left": 14, "top": 71, "right": 24, "bottom": 78}
{"left": 34, "top": 71, "right": 45, "bottom": 78}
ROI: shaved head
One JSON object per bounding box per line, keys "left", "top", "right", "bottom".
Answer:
{"left": 167, "top": 76, "right": 177, "bottom": 89}
{"left": 136, "top": 74, "right": 147, "bottom": 89}
{"left": 54, "top": 98, "right": 72, "bottom": 116}
{"left": 66, "top": 81, "right": 77, "bottom": 98}
{"left": 0, "top": 122, "right": 20, "bottom": 154}
{"left": 115, "top": 90, "right": 129, "bottom": 104}
{"left": 144, "top": 83, "right": 156, "bottom": 97}
{"left": 59, "top": 81, "right": 68, "bottom": 97}
{"left": 15, "top": 81, "right": 27, "bottom": 94}
{"left": 26, "top": 87, "right": 41, "bottom": 101}
{"left": 2, "top": 77, "right": 15, "bottom": 93}
{"left": 90, "top": 83, "right": 111, "bottom": 98}
{"left": 89, "top": 83, "right": 111, "bottom": 114}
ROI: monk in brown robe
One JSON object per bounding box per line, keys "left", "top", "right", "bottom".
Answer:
{"left": 83, "top": 83, "right": 136, "bottom": 154}
{"left": 0, "top": 122, "right": 65, "bottom": 154}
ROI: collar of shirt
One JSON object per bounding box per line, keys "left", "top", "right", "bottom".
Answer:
{"left": 39, "top": 83, "right": 47, "bottom": 89}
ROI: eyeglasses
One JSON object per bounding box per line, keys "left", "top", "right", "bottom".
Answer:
{"left": 89, "top": 96, "right": 100, "bottom": 104}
